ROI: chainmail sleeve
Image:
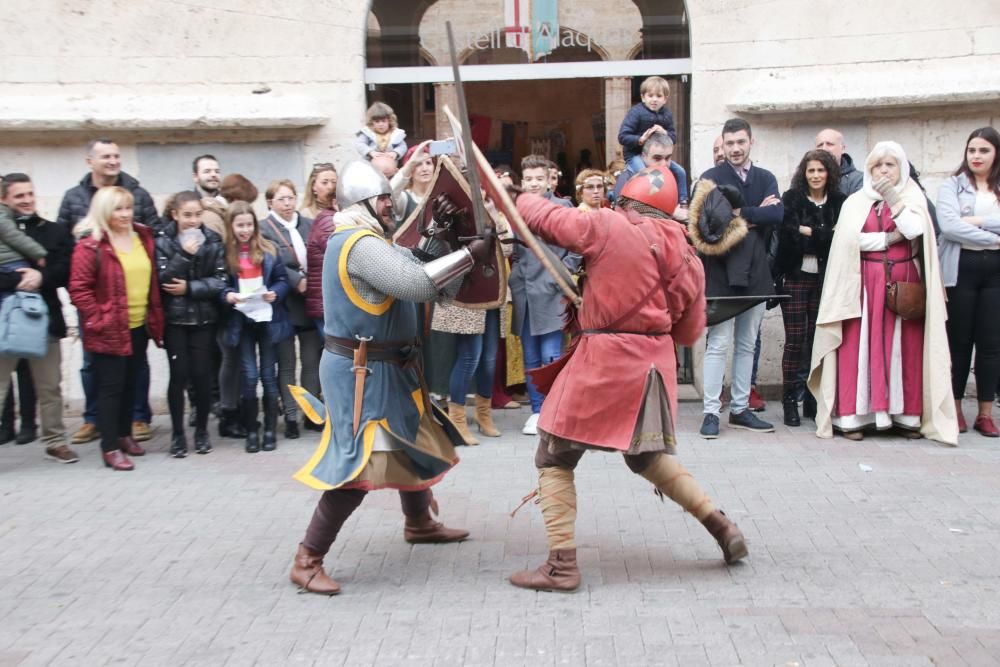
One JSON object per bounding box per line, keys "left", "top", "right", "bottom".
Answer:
{"left": 345, "top": 235, "right": 442, "bottom": 303}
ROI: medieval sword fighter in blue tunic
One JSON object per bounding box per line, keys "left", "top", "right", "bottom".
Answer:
{"left": 288, "top": 160, "right": 495, "bottom": 595}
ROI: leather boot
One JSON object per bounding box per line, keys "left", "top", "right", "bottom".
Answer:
{"left": 262, "top": 394, "right": 279, "bottom": 451}
{"left": 289, "top": 543, "right": 341, "bottom": 595}
{"left": 403, "top": 510, "right": 470, "bottom": 544}
{"left": 242, "top": 399, "right": 260, "bottom": 453}
{"left": 701, "top": 509, "right": 748, "bottom": 564}
{"left": 802, "top": 391, "right": 817, "bottom": 420}
{"left": 509, "top": 549, "right": 581, "bottom": 592}
{"left": 473, "top": 395, "right": 501, "bottom": 437}
{"left": 219, "top": 408, "right": 247, "bottom": 438}
{"left": 782, "top": 391, "right": 801, "bottom": 427}
{"left": 118, "top": 436, "right": 145, "bottom": 456}
{"left": 447, "top": 401, "right": 479, "bottom": 446}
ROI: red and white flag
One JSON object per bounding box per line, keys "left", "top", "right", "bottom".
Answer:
{"left": 503, "top": 0, "right": 531, "bottom": 53}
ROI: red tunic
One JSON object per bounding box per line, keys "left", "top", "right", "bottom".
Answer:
{"left": 515, "top": 194, "right": 706, "bottom": 451}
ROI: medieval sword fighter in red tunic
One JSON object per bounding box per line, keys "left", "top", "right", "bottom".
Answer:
{"left": 508, "top": 166, "right": 749, "bottom": 592}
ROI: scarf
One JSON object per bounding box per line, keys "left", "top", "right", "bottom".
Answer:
{"left": 270, "top": 212, "right": 307, "bottom": 271}
{"left": 332, "top": 202, "right": 386, "bottom": 236}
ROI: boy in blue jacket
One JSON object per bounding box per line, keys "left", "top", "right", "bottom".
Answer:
{"left": 617, "top": 76, "right": 688, "bottom": 203}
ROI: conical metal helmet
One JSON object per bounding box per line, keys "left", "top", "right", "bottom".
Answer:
{"left": 336, "top": 160, "right": 392, "bottom": 209}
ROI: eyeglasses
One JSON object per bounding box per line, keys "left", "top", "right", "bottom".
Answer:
{"left": 311, "top": 163, "right": 335, "bottom": 172}
{"left": 272, "top": 196, "right": 296, "bottom": 203}
{"left": 581, "top": 184, "right": 605, "bottom": 192}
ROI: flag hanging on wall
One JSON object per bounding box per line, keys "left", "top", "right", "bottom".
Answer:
{"left": 503, "top": 0, "right": 559, "bottom": 62}
{"left": 531, "top": 0, "right": 559, "bottom": 61}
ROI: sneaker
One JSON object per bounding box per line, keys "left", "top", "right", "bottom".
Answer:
{"left": 522, "top": 412, "right": 540, "bottom": 435}
{"left": 748, "top": 387, "right": 766, "bottom": 412}
{"left": 700, "top": 414, "right": 720, "bottom": 439}
{"left": 45, "top": 444, "right": 80, "bottom": 464}
{"left": 132, "top": 421, "right": 152, "bottom": 442}
{"left": 729, "top": 409, "right": 774, "bottom": 433}
{"left": 71, "top": 422, "right": 100, "bottom": 444}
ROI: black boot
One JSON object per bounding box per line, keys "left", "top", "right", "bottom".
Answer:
{"left": 783, "top": 391, "right": 801, "bottom": 427}
{"left": 170, "top": 433, "right": 188, "bottom": 458}
{"left": 284, "top": 418, "right": 300, "bottom": 439}
{"left": 219, "top": 407, "right": 247, "bottom": 438}
{"left": 0, "top": 388, "right": 15, "bottom": 445}
{"left": 263, "top": 394, "right": 279, "bottom": 451}
{"left": 242, "top": 399, "right": 260, "bottom": 453}
{"left": 802, "top": 391, "right": 817, "bottom": 420}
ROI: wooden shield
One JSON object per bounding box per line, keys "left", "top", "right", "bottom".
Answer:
{"left": 393, "top": 156, "right": 507, "bottom": 309}
{"left": 443, "top": 105, "right": 581, "bottom": 307}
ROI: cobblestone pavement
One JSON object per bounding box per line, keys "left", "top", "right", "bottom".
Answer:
{"left": 2, "top": 399, "right": 1000, "bottom": 667}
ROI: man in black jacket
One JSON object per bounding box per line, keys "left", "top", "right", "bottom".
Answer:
{"left": 0, "top": 173, "right": 78, "bottom": 462}
{"left": 57, "top": 138, "right": 158, "bottom": 445}
{"left": 694, "top": 119, "right": 783, "bottom": 439}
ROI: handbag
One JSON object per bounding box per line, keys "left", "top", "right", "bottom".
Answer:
{"left": 880, "top": 218, "right": 926, "bottom": 321}
{"left": 0, "top": 291, "right": 49, "bottom": 358}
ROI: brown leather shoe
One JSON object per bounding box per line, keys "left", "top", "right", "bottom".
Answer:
{"left": 102, "top": 450, "right": 134, "bottom": 471}
{"left": 289, "top": 544, "right": 341, "bottom": 595}
{"left": 118, "top": 436, "right": 146, "bottom": 456}
{"left": 45, "top": 444, "right": 80, "bottom": 464}
{"left": 509, "top": 549, "right": 581, "bottom": 592}
{"left": 701, "top": 510, "right": 748, "bottom": 564}
{"left": 404, "top": 511, "right": 470, "bottom": 544}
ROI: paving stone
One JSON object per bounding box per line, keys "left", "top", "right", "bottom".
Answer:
{"left": 1, "top": 400, "right": 999, "bottom": 664}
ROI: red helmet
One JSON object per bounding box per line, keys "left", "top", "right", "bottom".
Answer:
{"left": 619, "top": 166, "right": 678, "bottom": 216}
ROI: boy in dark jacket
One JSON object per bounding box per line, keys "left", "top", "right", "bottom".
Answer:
{"left": 617, "top": 76, "right": 687, "bottom": 202}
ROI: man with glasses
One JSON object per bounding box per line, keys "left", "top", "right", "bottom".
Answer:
{"left": 612, "top": 133, "right": 689, "bottom": 220}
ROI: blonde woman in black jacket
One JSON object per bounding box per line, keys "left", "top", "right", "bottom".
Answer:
{"left": 156, "top": 191, "right": 228, "bottom": 457}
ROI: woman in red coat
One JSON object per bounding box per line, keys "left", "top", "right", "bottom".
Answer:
{"left": 69, "top": 186, "right": 164, "bottom": 471}
{"left": 508, "top": 168, "right": 748, "bottom": 592}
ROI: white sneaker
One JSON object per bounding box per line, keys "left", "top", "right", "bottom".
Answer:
{"left": 522, "top": 412, "right": 540, "bottom": 435}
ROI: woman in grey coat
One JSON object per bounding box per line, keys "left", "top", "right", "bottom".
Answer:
{"left": 261, "top": 179, "right": 322, "bottom": 439}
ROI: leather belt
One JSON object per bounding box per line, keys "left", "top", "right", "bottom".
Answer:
{"left": 324, "top": 335, "right": 420, "bottom": 366}
{"left": 580, "top": 329, "right": 668, "bottom": 336}
{"left": 324, "top": 335, "right": 429, "bottom": 436}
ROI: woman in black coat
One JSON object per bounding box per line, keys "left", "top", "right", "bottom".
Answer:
{"left": 156, "top": 190, "right": 228, "bottom": 457}
{"left": 775, "top": 150, "right": 846, "bottom": 426}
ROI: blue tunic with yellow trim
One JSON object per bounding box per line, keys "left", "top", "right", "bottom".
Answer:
{"left": 293, "top": 225, "right": 459, "bottom": 491}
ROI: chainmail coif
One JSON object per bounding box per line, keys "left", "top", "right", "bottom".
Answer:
{"left": 618, "top": 197, "right": 670, "bottom": 220}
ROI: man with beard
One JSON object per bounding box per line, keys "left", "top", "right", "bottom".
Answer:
{"left": 288, "top": 160, "right": 493, "bottom": 595}
{"left": 192, "top": 154, "right": 224, "bottom": 202}
{"left": 508, "top": 166, "right": 748, "bottom": 592}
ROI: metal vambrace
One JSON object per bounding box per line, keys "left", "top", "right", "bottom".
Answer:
{"left": 423, "top": 247, "right": 475, "bottom": 290}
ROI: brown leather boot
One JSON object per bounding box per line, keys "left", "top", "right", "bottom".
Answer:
{"left": 447, "top": 401, "right": 479, "bottom": 446}
{"left": 474, "top": 395, "right": 501, "bottom": 437}
{"left": 289, "top": 543, "right": 341, "bottom": 595}
{"left": 701, "top": 510, "right": 748, "bottom": 564}
{"left": 404, "top": 510, "right": 470, "bottom": 544}
{"left": 509, "top": 549, "right": 581, "bottom": 592}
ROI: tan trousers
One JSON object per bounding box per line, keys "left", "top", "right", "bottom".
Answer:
{"left": 0, "top": 340, "right": 65, "bottom": 447}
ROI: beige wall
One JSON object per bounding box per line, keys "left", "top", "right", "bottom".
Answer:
{"left": 2, "top": 0, "right": 999, "bottom": 397}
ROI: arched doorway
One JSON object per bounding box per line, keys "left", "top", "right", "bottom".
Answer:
{"left": 364, "top": 0, "right": 692, "bottom": 172}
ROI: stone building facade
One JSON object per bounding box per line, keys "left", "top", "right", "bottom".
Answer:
{"left": 1, "top": 0, "right": 998, "bottom": 398}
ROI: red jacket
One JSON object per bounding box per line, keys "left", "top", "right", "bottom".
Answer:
{"left": 515, "top": 194, "right": 706, "bottom": 451}
{"left": 69, "top": 223, "right": 165, "bottom": 355}
{"left": 305, "top": 208, "right": 336, "bottom": 320}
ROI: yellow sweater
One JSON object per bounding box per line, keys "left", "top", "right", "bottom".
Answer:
{"left": 115, "top": 232, "right": 151, "bottom": 330}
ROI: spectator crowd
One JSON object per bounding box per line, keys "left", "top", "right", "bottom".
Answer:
{"left": 1, "top": 76, "right": 997, "bottom": 470}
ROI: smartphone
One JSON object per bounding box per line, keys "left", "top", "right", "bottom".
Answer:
{"left": 428, "top": 138, "right": 457, "bottom": 156}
